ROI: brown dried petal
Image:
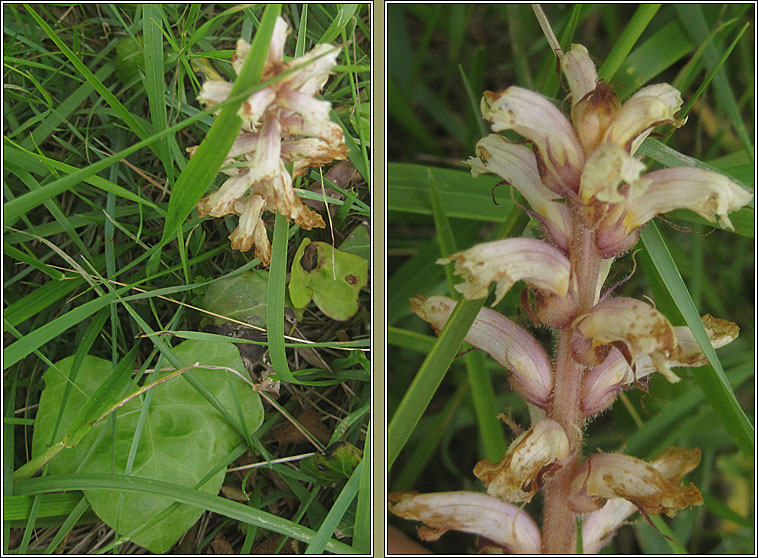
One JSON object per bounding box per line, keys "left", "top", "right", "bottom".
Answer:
{"left": 569, "top": 452, "right": 703, "bottom": 517}
{"left": 474, "top": 418, "right": 569, "bottom": 502}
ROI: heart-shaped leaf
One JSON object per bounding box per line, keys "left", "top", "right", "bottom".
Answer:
{"left": 200, "top": 270, "right": 269, "bottom": 328}
{"left": 31, "top": 340, "right": 263, "bottom": 553}
{"left": 339, "top": 224, "right": 370, "bottom": 261}
{"left": 288, "top": 238, "right": 368, "bottom": 321}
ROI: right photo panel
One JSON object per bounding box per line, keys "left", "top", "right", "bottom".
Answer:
{"left": 386, "top": 3, "right": 755, "bottom": 555}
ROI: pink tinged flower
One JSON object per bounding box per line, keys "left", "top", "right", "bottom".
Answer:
{"left": 633, "top": 313, "right": 740, "bottom": 381}
{"left": 473, "top": 418, "right": 569, "bottom": 502}
{"left": 238, "top": 87, "right": 276, "bottom": 130}
{"left": 573, "top": 296, "right": 679, "bottom": 382}
{"left": 580, "top": 448, "right": 702, "bottom": 552}
{"left": 568, "top": 451, "right": 703, "bottom": 517}
{"left": 580, "top": 347, "right": 632, "bottom": 416}
{"left": 196, "top": 171, "right": 255, "bottom": 218}
{"left": 277, "top": 89, "right": 332, "bottom": 122}
{"left": 626, "top": 83, "right": 685, "bottom": 154}
{"left": 197, "top": 80, "right": 234, "bottom": 108}
{"left": 284, "top": 44, "right": 341, "bottom": 96}
{"left": 560, "top": 44, "right": 621, "bottom": 155}
{"left": 582, "top": 314, "right": 740, "bottom": 415}
{"left": 410, "top": 295, "right": 553, "bottom": 407}
{"left": 280, "top": 114, "right": 347, "bottom": 152}
{"left": 480, "top": 86, "right": 585, "bottom": 196}
{"left": 247, "top": 115, "right": 282, "bottom": 182}
{"left": 467, "top": 134, "right": 572, "bottom": 249}
{"left": 387, "top": 491, "right": 541, "bottom": 554}
{"left": 264, "top": 17, "right": 289, "bottom": 70}
{"left": 560, "top": 44, "right": 599, "bottom": 110}
{"left": 602, "top": 88, "right": 684, "bottom": 153}
{"left": 438, "top": 238, "right": 571, "bottom": 306}
{"left": 228, "top": 194, "right": 268, "bottom": 260}
{"left": 281, "top": 138, "right": 337, "bottom": 178}
{"left": 265, "top": 160, "right": 325, "bottom": 230}
{"left": 622, "top": 167, "right": 753, "bottom": 233}
{"left": 579, "top": 142, "right": 650, "bottom": 204}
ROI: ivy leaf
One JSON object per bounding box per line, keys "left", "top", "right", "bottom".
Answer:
{"left": 289, "top": 238, "right": 367, "bottom": 321}
{"left": 199, "top": 270, "right": 270, "bottom": 328}
{"left": 31, "top": 341, "right": 263, "bottom": 553}
{"left": 339, "top": 224, "right": 370, "bottom": 261}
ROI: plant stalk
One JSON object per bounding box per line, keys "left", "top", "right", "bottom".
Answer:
{"left": 542, "top": 220, "right": 603, "bottom": 554}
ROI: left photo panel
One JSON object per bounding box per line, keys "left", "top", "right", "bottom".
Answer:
{"left": 4, "top": 3, "right": 371, "bottom": 555}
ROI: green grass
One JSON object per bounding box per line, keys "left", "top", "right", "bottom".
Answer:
{"left": 4, "top": 3, "right": 370, "bottom": 554}
{"left": 387, "top": 4, "right": 753, "bottom": 555}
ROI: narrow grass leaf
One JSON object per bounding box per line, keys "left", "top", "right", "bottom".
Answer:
{"left": 304, "top": 460, "right": 362, "bottom": 554}
{"left": 317, "top": 4, "right": 359, "bottom": 44}
{"left": 267, "top": 212, "right": 297, "bottom": 383}
{"left": 640, "top": 223, "right": 753, "bottom": 457}
{"left": 142, "top": 5, "right": 173, "bottom": 184}
{"left": 14, "top": 474, "right": 355, "bottom": 554}
{"left": 599, "top": 4, "right": 661, "bottom": 82}
{"left": 24, "top": 5, "right": 157, "bottom": 158}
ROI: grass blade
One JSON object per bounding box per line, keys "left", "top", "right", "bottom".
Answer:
{"left": 14, "top": 474, "right": 355, "bottom": 554}
{"left": 266, "top": 212, "right": 297, "bottom": 384}
{"left": 640, "top": 222, "right": 753, "bottom": 457}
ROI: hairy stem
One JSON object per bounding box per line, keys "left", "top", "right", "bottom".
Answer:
{"left": 542, "top": 221, "right": 603, "bottom": 554}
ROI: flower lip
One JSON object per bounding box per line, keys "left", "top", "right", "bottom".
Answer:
{"left": 438, "top": 237, "right": 572, "bottom": 306}
{"left": 569, "top": 451, "right": 703, "bottom": 517}
{"left": 573, "top": 296, "right": 679, "bottom": 382}
{"left": 481, "top": 86, "right": 585, "bottom": 196}
{"left": 623, "top": 167, "right": 753, "bottom": 233}
{"left": 581, "top": 448, "right": 702, "bottom": 553}
{"left": 388, "top": 491, "right": 542, "bottom": 554}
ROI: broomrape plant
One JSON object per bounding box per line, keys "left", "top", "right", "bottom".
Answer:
{"left": 388, "top": 31, "right": 752, "bottom": 556}
{"left": 191, "top": 16, "right": 348, "bottom": 264}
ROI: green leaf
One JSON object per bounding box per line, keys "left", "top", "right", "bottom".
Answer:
{"left": 115, "top": 36, "right": 143, "bottom": 83}
{"left": 200, "top": 270, "right": 269, "bottom": 327}
{"left": 389, "top": 163, "right": 514, "bottom": 221}
{"left": 30, "top": 341, "right": 263, "bottom": 553}
{"left": 289, "top": 238, "right": 368, "bottom": 321}
{"left": 338, "top": 223, "right": 370, "bottom": 261}
{"left": 640, "top": 223, "right": 753, "bottom": 458}
{"left": 300, "top": 441, "right": 362, "bottom": 485}
{"left": 14, "top": 473, "right": 354, "bottom": 554}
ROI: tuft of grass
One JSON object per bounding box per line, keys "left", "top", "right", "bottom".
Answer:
{"left": 5, "top": 4, "right": 370, "bottom": 554}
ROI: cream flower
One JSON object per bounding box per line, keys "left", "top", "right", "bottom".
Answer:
{"left": 568, "top": 450, "right": 703, "bottom": 516}
{"left": 438, "top": 238, "right": 572, "bottom": 305}
{"left": 388, "top": 491, "right": 542, "bottom": 554}
{"left": 410, "top": 295, "right": 553, "bottom": 407}
{"left": 193, "top": 16, "right": 348, "bottom": 262}
{"left": 474, "top": 419, "right": 569, "bottom": 502}
{"left": 581, "top": 448, "right": 702, "bottom": 552}
{"left": 475, "top": 43, "right": 751, "bottom": 259}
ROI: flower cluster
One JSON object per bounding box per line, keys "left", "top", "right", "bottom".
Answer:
{"left": 390, "top": 43, "right": 751, "bottom": 553}
{"left": 192, "top": 17, "right": 348, "bottom": 264}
